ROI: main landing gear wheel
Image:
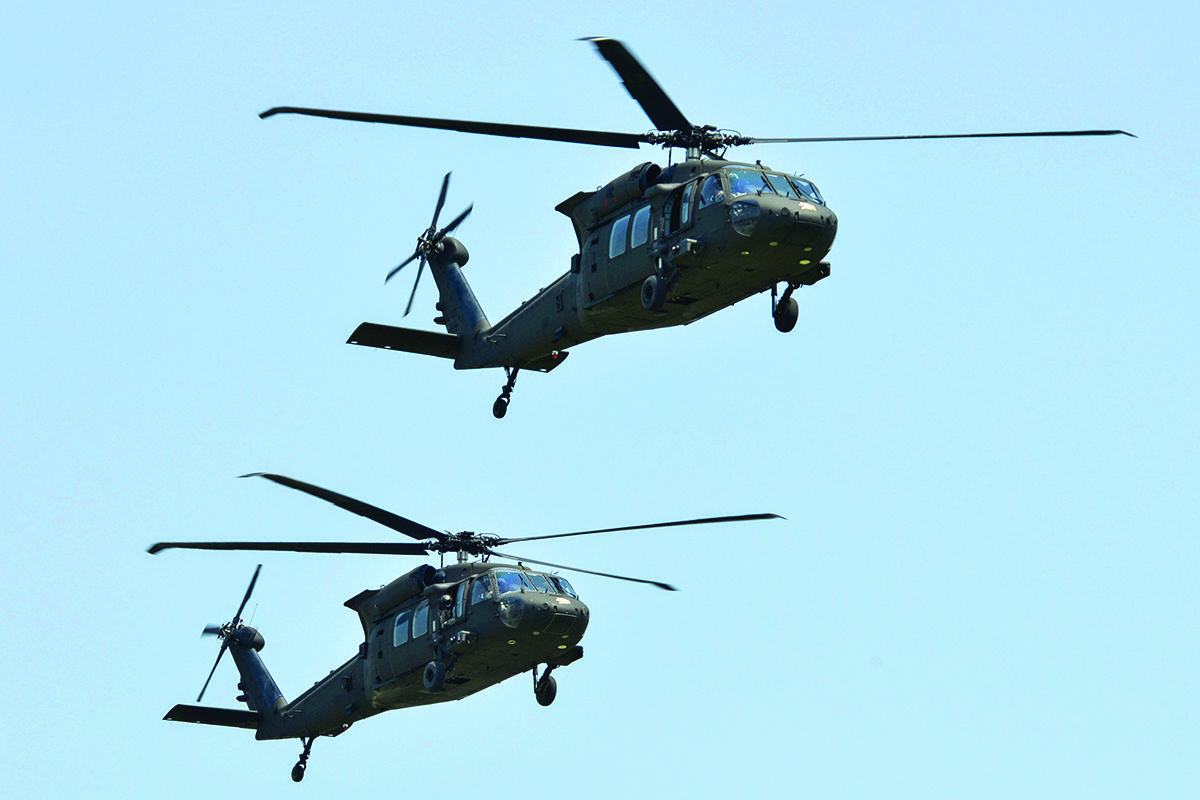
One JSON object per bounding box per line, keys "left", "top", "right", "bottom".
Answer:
{"left": 774, "top": 296, "right": 799, "bottom": 333}
{"left": 641, "top": 274, "right": 667, "bottom": 311}
{"left": 492, "top": 367, "right": 519, "bottom": 419}
{"left": 772, "top": 283, "right": 799, "bottom": 333}
{"left": 292, "top": 736, "right": 314, "bottom": 782}
{"left": 423, "top": 660, "right": 447, "bottom": 692}
{"left": 535, "top": 674, "right": 558, "bottom": 706}
{"left": 533, "top": 663, "right": 559, "bottom": 706}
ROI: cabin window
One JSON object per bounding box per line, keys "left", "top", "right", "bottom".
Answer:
{"left": 630, "top": 205, "right": 651, "bottom": 249}
{"left": 526, "top": 573, "right": 555, "bottom": 594}
{"left": 454, "top": 582, "right": 468, "bottom": 619}
{"left": 392, "top": 610, "right": 410, "bottom": 647}
{"left": 698, "top": 174, "right": 724, "bottom": 208}
{"left": 411, "top": 601, "right": 429, "bottom": 639}
{"left": 680, "top": 182, "right": 694, "bottom": 226}
{"left": 470, "top": 574, "right": 494, "bottom": 605}
{"left": 609, "top": 214, "right": 630, "bottom": 258}
{"left": 495, "top": 569, "right": 534, "bottom": 594}
{"left": 551, "top": 576, "right": 578, "bottom": 598}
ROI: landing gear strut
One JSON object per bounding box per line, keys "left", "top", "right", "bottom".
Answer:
{"left": 533, "top": 664, "right": 558, "bottom": 707}
{"left": 492, "top": 367, "right": 519, "bottom": 419}
{"left": 291, "top": 736, "right": 314, "bottom": 782}
{"left": 771, "top": 283, "right": 800, "bottom": 333}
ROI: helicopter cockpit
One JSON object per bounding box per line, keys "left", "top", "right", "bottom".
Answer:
{"left": 725, "top": 168, "right": 825, "bottom": 205}
{"left": 696, "top": 167, "right": 825, "bottom": 211}
{"left": 490, "top": 568, "right": 578, "bottom": 598}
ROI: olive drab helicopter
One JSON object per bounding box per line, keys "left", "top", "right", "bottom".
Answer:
{"left": 260, "top": 37, "right": 1130, "bottom": 419}
{"left": 149, "top": 473, "right": 781, "bottom": 782}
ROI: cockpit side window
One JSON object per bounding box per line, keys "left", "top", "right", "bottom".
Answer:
{"left": 453, "top": 582, "right": 468, "bottom": 619}
{"left": 680, "top": 182, "right": 694, "bottom": 226}
{"left": 551, "top": 576, "right": 578, "bottom": 598}
{"left": 698, "top": 174, "right": 724, "bottom": 208}
{"left": 470, "top": 574, "right": 494, "bottom": 605}
{"left": 790, "top": 177, "right": 824, "bottom": 205}
{"left": 609, "top": 215, "right": 630, "bottom": 258}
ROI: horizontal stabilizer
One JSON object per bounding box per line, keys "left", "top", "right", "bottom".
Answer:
{"left": 164, "top": 704, "right": 259, "bottom": 730}
{"left": 347, "top": 322, "right": 459, "bottom": 359}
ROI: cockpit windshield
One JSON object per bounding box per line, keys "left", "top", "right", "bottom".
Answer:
{"left": 727, "top": 169, "right": 772, "bottom": 198}
{"left": 791, "top": 176, "right": 824, "bottom": 204}
{"left": 725, "top": 169, "right": 824, "bottom": 206}
{"left": 765, "top": 173, "right": 799, "bottom": 198}
{"left": 492, "top": 569, "right": 574, "bottom": 597}
{"left": 494, "top": 570, "right": 533, "bottom": 594}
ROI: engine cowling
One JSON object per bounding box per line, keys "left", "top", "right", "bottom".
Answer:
{"left": 584, "top": 162, "right": 662, "bottom": 223}
{"left": 355, "top": 564, "right": 437, "bottom": 621}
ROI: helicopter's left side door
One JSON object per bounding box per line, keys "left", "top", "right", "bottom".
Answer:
{"left": 389, "top": 600, "right": 432, "bottom": 679}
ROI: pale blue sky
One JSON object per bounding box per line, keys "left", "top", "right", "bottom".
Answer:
{"left": 2, "top": 1, "right": 1196, "bottom": 796}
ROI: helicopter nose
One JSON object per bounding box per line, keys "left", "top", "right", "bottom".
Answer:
{"left": 736, "top": 196, "right": 837, "bottom": 252}
{"left": 776, "top": 201, "right": 838, "bottom": 249}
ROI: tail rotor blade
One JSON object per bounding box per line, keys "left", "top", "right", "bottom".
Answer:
{"left": 386, "top": 250, "right": 420, "bottom": 284}
{"left": 197, "top": 642, "right": 229, "bottom": 703}
{"left": 431, "top": 172, "right": 450, "bottom": 230}
{"left": 201, "top": 625, "right": 222, "bottom": 637}
{"left": 404, "top": 258, "right": 426, "bottom": 317}
{"left": 436, "top": 204, "right": 473, "bottom": 241}
{"left": 231, "top": 564, "right": 262, "bottom": 627}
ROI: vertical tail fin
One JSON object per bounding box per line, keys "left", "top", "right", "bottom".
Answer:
{"left": 427, "top": 237, "right": 490, "bottom": 340}
{"left": 226, "top": 629, "right": 286, "bottom": 716}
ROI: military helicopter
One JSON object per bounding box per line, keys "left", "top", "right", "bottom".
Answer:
{"left": 149, "top": 472, "right": 780, "bottom": 782}
{"left": 260, "top": 37, "right": 1130, "bottom": 418}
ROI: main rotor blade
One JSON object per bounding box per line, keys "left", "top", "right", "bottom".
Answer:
{"left": 748, "top": 129, "right": 1135, "bottom": 144}
{"left": 495, "top": 512, "right": 784, "bottom": 545}
{"left": 386, "top": 249, "right": 420, "bottom": 284}
{"left": 231, "top": 564, "right": 262, "bottom": 626}
{"left": 583, "top": 37, "right": 691, "bottom": 133}
{"left": 490, "top": 549, "right": 676, "bottom": 591}
{"left": 240, "top": 473, "right": 448, "bottom": 542}
{"left": 260, "top": 107, "right": 646, "bottom": 150}
{"left": 403, "top": 258, "right": 426, "bottom": 317}
{"left": 431, "top": 172, "right": 450, "bottom": 231}
{"left": 148, "top": 540, "right": 433, "bottom": 555}
{"left": 197, "top": 642, "right": 228, "bottom": 703}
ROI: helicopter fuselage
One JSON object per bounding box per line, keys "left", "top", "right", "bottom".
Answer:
{"left": 349, "top": 158, "right": 836, "bottom": 379}
{"left": 240, "top": 561, "right": 588, "bottom": 741}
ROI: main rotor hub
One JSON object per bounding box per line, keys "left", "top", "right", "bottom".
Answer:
{"left": 432, "top": 531, "right": 500, "bottom": 557}
{"left": 643, "top": 126, "right": 753, "bottom": 159}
